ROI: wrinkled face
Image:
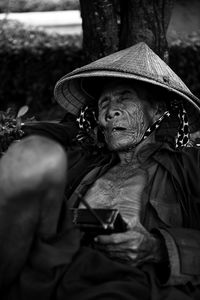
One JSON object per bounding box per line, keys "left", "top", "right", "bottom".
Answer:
{"left": 98, "top": 81, "right": 157, "bottom": 151}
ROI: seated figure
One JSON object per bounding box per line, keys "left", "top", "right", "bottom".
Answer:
{"left": 1, "top": 42, "right": 200, "bottom": 300}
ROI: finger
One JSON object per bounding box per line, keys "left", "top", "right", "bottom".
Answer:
{"left": 128, "top": 219, "right": 148, "bottom": 232}
{"left": 94, "top": 242, "right": 132, "bottom": 256}
{"left": 95, "top": 243, "right": 140, "bottom": 264}
{"left": 127, "top": 216, "right": 138, "bottom": 229}
{"left": 94, "top": 237, "right": 152, "bottom": 266}
{"left": 95, "top": 231, "right": 137, "bottom": 245}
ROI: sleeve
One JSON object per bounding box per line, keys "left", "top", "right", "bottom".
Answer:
{"left": 152, "top": 147, "right": 200, "bottom": 285}
{"left": 154, "top": 227, "right": 200, "bottom": 286}
{"left": 23, "top": 120, "right": 79, "bottom": 149}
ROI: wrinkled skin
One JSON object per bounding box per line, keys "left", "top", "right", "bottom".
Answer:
{"left": 98, "top": 81, "right": 158, "bottom": 152}
{"left": 95, "top": 80, "right": 166, "bottom": 265}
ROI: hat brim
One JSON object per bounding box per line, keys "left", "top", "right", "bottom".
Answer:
{"left": 54, "top": 42, "right": 200, "bottom": 132}
{"left": 55, "top": 70, "right": 200, "bottom": 120}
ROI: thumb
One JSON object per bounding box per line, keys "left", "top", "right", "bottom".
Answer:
{"left": 128, "top": 217, "right": 148, "bottom": 234}
{"left": 127, "top": 216, "right": 139, "bottom": 229}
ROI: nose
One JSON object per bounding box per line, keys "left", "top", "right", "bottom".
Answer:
{"left": 106, "top": 107, "right": 122, "bottom": 121}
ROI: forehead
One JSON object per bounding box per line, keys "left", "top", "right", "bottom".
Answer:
{"left": 101, "top": 79, "right": 134, "bottom": 93}
{"left": 98, "top": 79, "right": 147, "bottom": 102}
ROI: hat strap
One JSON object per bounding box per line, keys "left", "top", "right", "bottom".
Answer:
{"left": 141, "top": 103, "right": 191, "bottom": 149}
{"left": 175, "top": 103, "right": 190, "bottom": 148}
{"left": 76, "top": 104, "right": 191, "bottom": 149}
{"left": 140, "top": 111, "right": 170, "bottom": 144}
{"left": 76, "top": 106, "right": 171, "bottom": 148}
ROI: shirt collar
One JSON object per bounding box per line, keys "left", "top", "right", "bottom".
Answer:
{"left": 136, "top": 142, "right": 175, "bottom": 165}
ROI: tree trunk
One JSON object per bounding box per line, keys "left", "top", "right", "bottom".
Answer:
{"left": 79, "top": 0, "right": 174, "bottom": 63}
{"left": 79, "top": 0, "right": 119, "bottom": 63}
{"left": 119, "top": 0, "right": 174, "bottom": 62}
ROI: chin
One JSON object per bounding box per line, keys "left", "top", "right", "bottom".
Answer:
{"left": 107, "top": 141, "right": 137, "bottom": 152}
{"left": 105, "top": 135, "right": 141, "bottom": 151}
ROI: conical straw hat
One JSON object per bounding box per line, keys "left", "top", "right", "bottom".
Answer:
{"left": 54, "top": 42, "right": 200, "bottom": 130}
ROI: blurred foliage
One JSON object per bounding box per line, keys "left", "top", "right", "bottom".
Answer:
{"left": 169, "top": 31, "right": 200, "bottom": 98}
{"left": 0, "top": 105, "right": 35, "bottom": 156}
{"left": 0, "top": 0, "right": 80, "bottom": 13}
{"left": 0, "top": 20, "right": 200, "bottom": 120}
{"left": 0, "top": 20, "right": 84, "bottom": 119}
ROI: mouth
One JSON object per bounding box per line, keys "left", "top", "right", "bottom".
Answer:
{"left": 112, "top": 126, "right": 126, "bottom": 132}
{"left": 102, "top": 124, "right": 128, "bottom": 135}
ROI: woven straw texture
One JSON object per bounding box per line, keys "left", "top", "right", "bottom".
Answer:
{"left": 54, "top": 42, "right": 200, "bottom": 131}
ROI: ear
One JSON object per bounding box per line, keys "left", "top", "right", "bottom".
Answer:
{"left": 151, "top": 103, "right": 164, "bottom": 123}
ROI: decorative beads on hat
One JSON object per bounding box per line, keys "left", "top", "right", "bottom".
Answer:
{"left": 76, "top": 106, "right": 105, "bottom": 149}
{"left": 76, "top": 105, "right": 97, "bottom": 134}
{"left": 175, "top": 104, "right": 189, "bottom": 148}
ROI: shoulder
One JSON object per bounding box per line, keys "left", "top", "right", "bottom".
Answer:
{"left": 153, "top": 143, "right": 200, "bottom": 173}
{"left": 180, "top": 146, "right": 200, "bottom": 168}
{"left": 23, "top": 120, "right": 79, "bottom": 149}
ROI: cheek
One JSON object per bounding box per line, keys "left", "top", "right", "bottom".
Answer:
{"left": 128, "top": 102, "right": 153, "bottom": 130}
{"left": 98, "top": 111, "right": 105, "bottom": 127}
{"left": 128, "top": 108, "right": 146, "bottom": 130}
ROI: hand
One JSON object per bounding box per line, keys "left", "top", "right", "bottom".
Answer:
{"left": 94, "top": 218, "right": 166, "bottom": 266}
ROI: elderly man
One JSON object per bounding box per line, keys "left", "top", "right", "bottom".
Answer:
{"left": 1, "top": 42, "right": 200, "bottom": 300}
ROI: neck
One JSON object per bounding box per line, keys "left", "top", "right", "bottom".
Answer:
{"left": 117, "top": 134, "right": 156, "bottom": 166}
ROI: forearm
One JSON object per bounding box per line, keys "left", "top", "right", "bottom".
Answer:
{"left": 23, "top": 121, "right": 78, "bottom": 148}
{"left": 153, "top": 228, "right": 200, "bottom": 286}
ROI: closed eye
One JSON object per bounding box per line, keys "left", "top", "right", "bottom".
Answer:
{"left": 98, "top": 90, "right": 132, "bottom": 109}
{"left": 98, "top": 98, "right": 109, "bottom": 110}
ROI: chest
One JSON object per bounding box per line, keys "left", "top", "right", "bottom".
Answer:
{"left": 81, "top": 165, "right": 148, "bottom": 223}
